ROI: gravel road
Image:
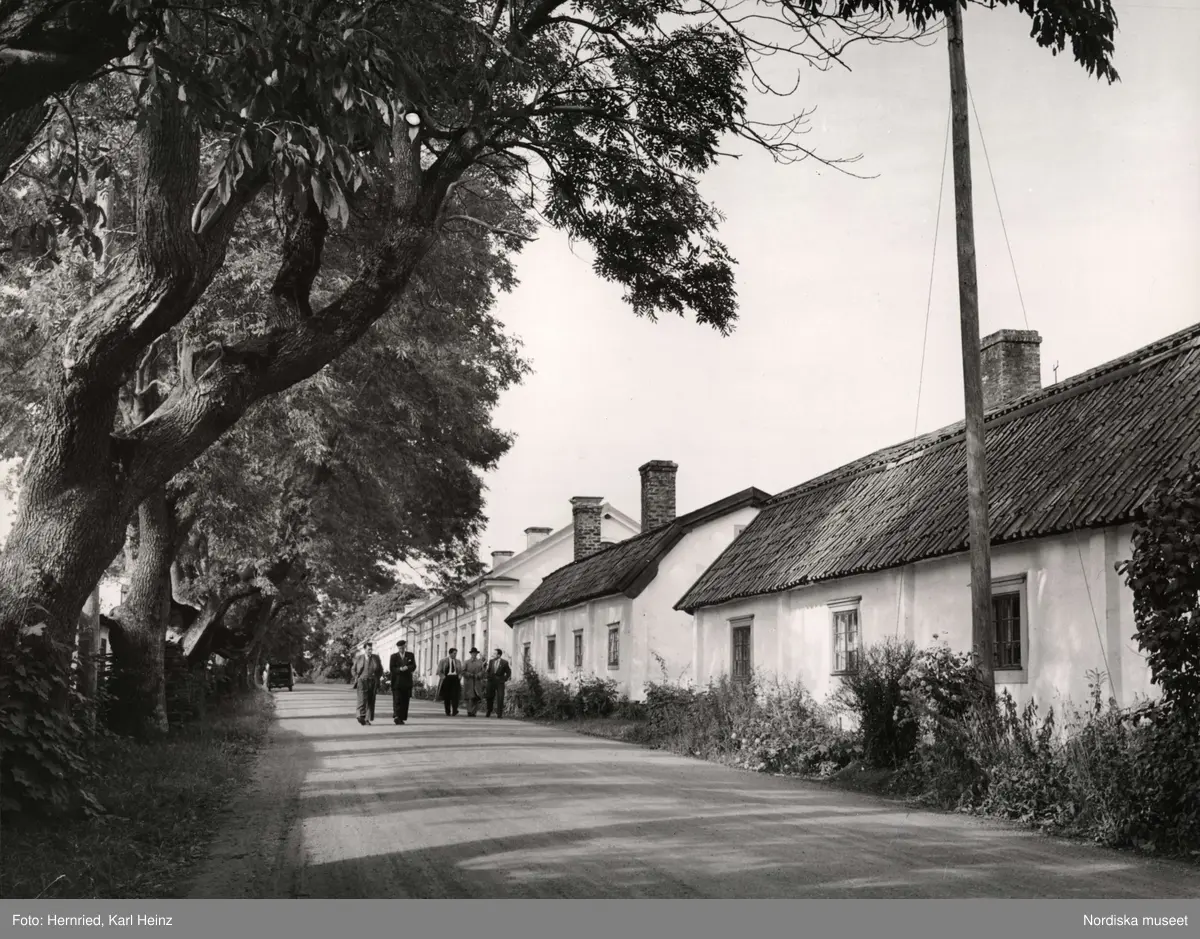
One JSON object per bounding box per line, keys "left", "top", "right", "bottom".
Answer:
{"left": 184, "top": 684, "right": 1200, "bottom": 898}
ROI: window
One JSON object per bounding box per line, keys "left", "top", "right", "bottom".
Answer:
{"left": 831, "top": 598, "right": 862, "bottom": 674}
{"left": 731, "top": 617, "right": 753, "bottom": 681}
{"left": 607, "top": 624, "right": 620, "bottom": 669}
{"left": 547, "top": 636, "right": 556, "bottom": 671}
{"left": 991, "top": 574, "right": 1029, "bottom": 683}
{"left": 523, "top": 643, "right": 531, "bottom": 668}
{"left": 573, "top": 630, "right": 584, "bottom": 668}
{"left": 471, "top": 632, "right": 476, "bottom": 651}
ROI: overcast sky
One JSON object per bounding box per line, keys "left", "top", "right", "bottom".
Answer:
{"left": 474, "top": 0, "right": 1200, "bottom": 559}
{"left": 2, "top": 2, "right": 1198, "bottom": 584}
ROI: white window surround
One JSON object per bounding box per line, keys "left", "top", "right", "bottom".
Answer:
{"left": 991, "top": 573, "right": 1030, "bottom": 685}
{"left": 829, "top": 596, "right": 862, "bottom": 676}
{"left": 730, "top": 615, "right": 753, "bottom": 682}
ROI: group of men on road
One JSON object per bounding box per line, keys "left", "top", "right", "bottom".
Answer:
{"left": 349, "top": 640, "right": 513, "bottom": 726}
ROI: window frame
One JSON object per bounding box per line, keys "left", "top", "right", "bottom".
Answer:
{"left": 573, "top": 630, "right": 584, "bottom": 669}
{"left": 522, "top": 642, "right": 531, "bottom": 669}
{"left": 547, "top": 635, "right": 557, "bottom": 672}
{"left": 607, "top": 623, "right": 620, "bottom": 670}
{"left": 730, "top": 616, "right": 753, "bottom": 682}
{"left": 830, "top": 596, "right": 863, "bottom": 676}
{"left": 991, "top": 573, "right": 1030, "bottom": 684}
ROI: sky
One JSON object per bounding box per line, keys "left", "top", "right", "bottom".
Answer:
{"left": 2, "top": 1, "right": 1198, "bottom": 585}
{"left": 472, "top": 0, "right": 1200, "bottom": 559}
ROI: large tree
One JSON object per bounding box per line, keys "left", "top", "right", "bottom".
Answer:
{"left": 9, "top": 145, "right": 531, "bottom": 733}
{"left": 0, "top": 1, "right": 1118, "bottom": 717}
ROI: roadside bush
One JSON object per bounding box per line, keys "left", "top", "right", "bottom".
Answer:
{"left": 896, "top": 641, "right": 994, "bottom": 805}
{"left": 1119, "top": 700, "right": 1200, "bottom": 855}
{"left": 0, "top": 627, "right": 102, "bottom": 819}
{"left": 614, "top": 695, "right": 647, "bottom": 720}
{"left": 730, "top": 678, "right": 859, "bottom": 776}
{"left": 832, "top": 637, "right": 918, "bottom": 768}
{"left": 509, "top": 669, "right": 625, "bottom": 720}
{"left": 1117, "top": 459, "right": 1200, "bottom": 719}
{"left": 509, "top": 662, "right": 546, "bottom": 717}
{"left": 640, "top": 674, "right": 857, "bottom": 777}
{"left": 574, "top": 675, "right": 619, "bottom": 717}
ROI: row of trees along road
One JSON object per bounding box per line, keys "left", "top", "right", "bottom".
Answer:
{"left": 0, "top": 0, "right": 1118, "bottom": 812}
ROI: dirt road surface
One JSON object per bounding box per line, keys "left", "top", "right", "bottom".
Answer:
{"left": 185, "top": 685, "right": 1200, "bottom": 898}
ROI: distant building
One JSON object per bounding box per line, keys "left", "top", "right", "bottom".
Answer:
{"left": 508, "top": 461, "right": 771, "bottom": 700}
{"left": 370, "top": 503, "right": 640, "bottom": 680}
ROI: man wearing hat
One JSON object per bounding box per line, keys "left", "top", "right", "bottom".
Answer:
{"left": 435, "top": 647, "right": 463, "bottom": 716}
{"left": 460, "top": 647, "right": 487, "bottom": 717}
{"left": 350, "top": 641, "right": 384, "bottom": 725}
{"left": 389, "top": 639, "right": 417, "bottom": 725}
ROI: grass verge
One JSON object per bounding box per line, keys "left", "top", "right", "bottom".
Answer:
{"left": 0, "top": 690, "right": 274, "bottom": 899}
{"left": 523, "top": 715, "right": 649, "bottom": 744}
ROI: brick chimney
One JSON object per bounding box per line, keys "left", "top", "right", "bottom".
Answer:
{"left": 639, "top": 460, "right": 678, "bottom": 531}
{"left": 981, "top": 329, "right": 1042, "bottom": 411}
{"left": 490, "top": 550, "right": 514, "bottom": 570}
{"left": 570, "top": 497, "right": 604, "bottom": 561}
{"left": 524, "top": 526, "right": 551, "bottom": 550}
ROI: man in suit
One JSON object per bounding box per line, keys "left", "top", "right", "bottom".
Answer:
{"left": 436, "top": 647, "right": 463, "bottom": 716}
{"left": 485, "top": 648, "right": 512, "bottom": 718}
{"left": 461, "top": 647, "right": 487, "bottom": 717}
{"left": 350, "top": 641, "right": 384, "bottom": 725}
{"left": 389, "top": 639, "right": 417, "bottom": 725}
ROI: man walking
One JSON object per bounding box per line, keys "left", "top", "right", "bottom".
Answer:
{"left": 436, "top": 647, "right": 463, "bottom": 716}
{"left": 351, "top": 641, "right": 384, "bottom": 725}
{"left": 389, "top": 639, "right": 417, "bottom": 725}
{"left": 485, "top": 648, "right": 512, "bottom": 718}
{"left": 461, "top": 647, "right": 487, "bottom": 717}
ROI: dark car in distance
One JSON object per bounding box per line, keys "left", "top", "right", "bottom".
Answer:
{"left": 267, "top": 663, "right": 294, "bottom": 691}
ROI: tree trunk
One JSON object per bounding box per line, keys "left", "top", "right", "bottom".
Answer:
{"left": 0, "top": 391, "right": 129, "bottom": 649}
{"left": 112, "top": 486, "right": 173, "bottom": 735}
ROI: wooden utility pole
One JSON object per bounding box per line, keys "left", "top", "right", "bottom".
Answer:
{"left": 946, "top": 3, "right": 995, "bottom": 685}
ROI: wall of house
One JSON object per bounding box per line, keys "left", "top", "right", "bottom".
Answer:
{"left": 512, "top": 596, "right": 634, "bottom": 690}
{"left": 629, "top": 505, "right": 762, "bottom": 698}
{"left": 510, "top": 506, "right": 761, "bottom": 701}
{"left": 692, "top": 525, "right": 1152, "bottom": 711}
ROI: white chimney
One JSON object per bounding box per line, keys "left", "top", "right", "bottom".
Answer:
{"left": 524, "top": 526, "right": 552, "bottom": 550}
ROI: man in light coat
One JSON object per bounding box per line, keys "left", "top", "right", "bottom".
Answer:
{"left": 460, "top": 647, "right": 487, "bottom": 717}
{"left": 350, "top": 641, "right": 384, "bottom": 725}
{"left": 436, "top": 647, "right": 463, "bottom": 716}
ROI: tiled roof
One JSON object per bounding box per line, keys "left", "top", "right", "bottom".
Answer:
{"left": 507, "top": 488, "right": 771, "bottom": 624}
{"left": 676, "top": 323, "right": 1200, "bottom": 613}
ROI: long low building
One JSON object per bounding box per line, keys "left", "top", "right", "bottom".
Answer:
{"left": 675, "top": 323, "right": 1200, "bottom": 709}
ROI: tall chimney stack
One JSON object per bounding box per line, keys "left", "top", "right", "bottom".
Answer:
{"left": 570, "top": 497, "right": 604, "bottom": 561}
{"left": 524, "top": 526, "right": 551, "bottom": 550}
{"left": 490, "top": 550, "right": 514, "bottom": 570}
{"left": 639, "top": 460, "right": 678, "bottom": 531}
{"left": 981, "top": 329, "right": 1042, "bottom": 411}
